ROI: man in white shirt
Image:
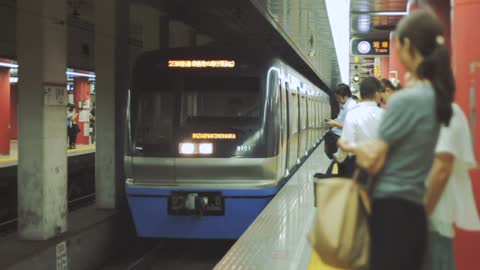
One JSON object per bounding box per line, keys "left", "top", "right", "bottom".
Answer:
{"left": 326, "top": 83, "right": 357, "bottom": 137}
{"left": 334, "top": 77, "right": 384, "bottom": 177}
{"left": 424, "top": 103, "right": 480, "bottom": 270}
{"left": 323, "top": 84, "right": 356, "bottom": 161}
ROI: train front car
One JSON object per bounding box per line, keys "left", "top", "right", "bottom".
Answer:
{"left": 125, "top": 49, "right": 285, "bottom": 239}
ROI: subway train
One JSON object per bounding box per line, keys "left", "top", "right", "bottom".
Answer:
{"left": 125, "top": 48, "right": 331, "bottom": 239}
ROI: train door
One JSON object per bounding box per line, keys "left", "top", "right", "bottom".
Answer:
{"left": 287, "top": 84, "right": 298, "bottom": 169}
{"left": 279, "top": 80, "right": 288, "bottom": 176}
{"left": 298, "top": 92, "right": 306, "bottom": 161}
{"left": 296, "top": 89, "right": 303, "bottom": 164}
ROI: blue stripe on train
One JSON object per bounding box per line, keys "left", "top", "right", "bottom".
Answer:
{"left": 126, "top": 188, "right": 273, "bottom": 239}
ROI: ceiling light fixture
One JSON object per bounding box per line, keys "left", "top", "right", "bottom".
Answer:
{"left": 353, "top": 11, "right": 408, "bottom": 16}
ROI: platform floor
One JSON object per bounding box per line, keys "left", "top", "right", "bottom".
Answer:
{"left": 0, "top": 140, "right": 95, "bottom": 168}
{"left": 215, "top": 142, "right": 340, "bottom": 270}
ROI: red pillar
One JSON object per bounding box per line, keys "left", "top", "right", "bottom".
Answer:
{"left": 389, "top": 32, "right": 408, "bottom": 87}
{"left": 10, "top": 84, "right": 17, "bottom": 139}
{"left": 452, "top": 0, "right": 480, "bottom": 161}
{"left": 0, "top": 68, "right": 10, "bottom": 155}
{"left": 389, "top": 0, "right": 424, "bottom": 87}
{"left": 451, "top": 1, "right": 480, "bottom": 269}
{"left": 73, "top": 77, "right": 91, "bottom": 145}
{"left": 380, "top": 57, "right": 390, "bottom": 79}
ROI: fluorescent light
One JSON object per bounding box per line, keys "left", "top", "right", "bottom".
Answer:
{"left": 179, "top": 143, "right": 195, "bottom": 155}
{"left": 9, "top": 77, "right": 18, "bottom": 83}
{"left": 66, "top": 71, "right": 96, "bottom": 78}
{"left": 0, "top": 62, "right": 18, "bottom": 68}
{"left": 199, "top": 143, "right": 213, "bottom": 155}
{"left": 372, "top": 11, "right": 407, "bottom": 16}
{"left": 353, "top": 11, "right": 407, "bottom": 16}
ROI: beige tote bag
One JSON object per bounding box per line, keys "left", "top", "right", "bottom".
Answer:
{"left": 307, "top": 177, "right": 371, "bottom": 270}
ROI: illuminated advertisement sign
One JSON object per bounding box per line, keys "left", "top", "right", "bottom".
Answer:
{"left": 192, "top": 133, "right": 237, "bottom": 140}
{"left": 351, "top": 39, "right": 389, "bottom": 56}
{"left": 168, "top": 60, "right": 235, "bottom": 68}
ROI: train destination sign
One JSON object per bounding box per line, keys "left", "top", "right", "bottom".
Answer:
{"left": 192, "top": 133, "right": 237, "bottom": 140}
{"left": 168, "top": 60, "right": 235, "bottom": 68}
{"left": 351, "top": 39, "right": 390, "bottom": 56}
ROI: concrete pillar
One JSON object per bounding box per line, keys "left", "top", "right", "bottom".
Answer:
{"left": 73, "top": 77, "right": 90, "bottom": 145}
{"left": 0, "top": 68, "right": 10, "bottom": 155}
{"left": 95, "top": 0, "right": 129, "bottom": 209}
{"left": 16, "top": 0, "right": 68, "bottom": 239}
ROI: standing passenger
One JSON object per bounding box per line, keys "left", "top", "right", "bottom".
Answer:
{"left": 334, "top": 77, "right": 384, "bottom": 178}
{"left": 378, "top": 78, "right": 398, "bottom": 108}
{"left": 326, "top": 83, "right": 357, "bottom": 138}
{"left": 338, "top": 10, "right": 455, "bottom": 270}
{"left": 423, "top": 103, "right": 480, "bottom": 270}
{"left": 322, "top": 84, "right": 356, "bottom": 175}
{"left": 67, "top": 103, "right": 78, "bottom": 149}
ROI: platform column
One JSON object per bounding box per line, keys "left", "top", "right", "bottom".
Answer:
{"left": 10, "top": 84, "right": 18, "bottom": 140}
{"left": 0, "top": 68, "right": 10, "bottom": 155}
{"left": 452, "top": 0, "right": 480, "bottom": 159}
{"left": 388, "top": 32, "right": 408, "bottom": 87}
{"left": 380, "top": 57, "right": 390, "bottom": 80}
{"left": 73, "top": 77, "right": 91, "bottom": 145}
{"left": 451, "top": 0, "right": 480, "bottom": 268}
{"left": 94, "top": 0, "right": 129, "bottom": 209}
{"left": 16, "top": 0, "right": 68, "bottom": 240}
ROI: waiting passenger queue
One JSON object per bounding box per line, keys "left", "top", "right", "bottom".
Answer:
{"left": 312, "top": 10, "right": 480, "bottom": 270}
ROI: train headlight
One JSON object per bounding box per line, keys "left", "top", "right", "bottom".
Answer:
{"left": 179, "top": 143, "right": 195, "bottom": 155}
{"left": 199, "top": 143, "right": 213, "bottom": 155}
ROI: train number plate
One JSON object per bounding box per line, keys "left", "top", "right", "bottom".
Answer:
{"left": 168, "top": 192, "right": 224, "bottom": 216}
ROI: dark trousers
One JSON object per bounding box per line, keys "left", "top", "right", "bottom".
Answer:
{"left": 370, "top": 198, "right": 427, "bottom": 270}
{"left": 67, "top": 125, "right": 77, "bottom": 147}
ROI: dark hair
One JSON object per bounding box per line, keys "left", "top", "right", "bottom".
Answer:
{"left": 395, "top": 10, "right": 455, "bottom": 126}
{"left": 380, "top": 79, "right": 396, "bottom": 92}
{"left": 352, "top": 95, "right": 359, "bottom": 101}
{"left": 334, "top": 83, "right": 352, "bottom": 98}
{"left": 360, "top": 77, "right": 382, "bottom": 100}
{"left": 67, "top": 103, "right": 74, "bottom": 111}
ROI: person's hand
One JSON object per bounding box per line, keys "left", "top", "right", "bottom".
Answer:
{"left": 337, "top": 138, "right": 355, "bottom": 152}
{"left": 326, "top": 119, "right": 338, "bottom": 127}
{"left": 354, "top": 141, "right": 388, "bottom": 175}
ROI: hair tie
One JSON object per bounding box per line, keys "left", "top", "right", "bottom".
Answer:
{"left": 436, "top": 35, "right": 445, "bottom": 46}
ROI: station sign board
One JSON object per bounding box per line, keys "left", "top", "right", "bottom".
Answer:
{"left": 351, "top": 39, "right": 390, "bottom": 56}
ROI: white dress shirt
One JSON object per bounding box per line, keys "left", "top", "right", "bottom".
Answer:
{"left": 428, "top": 103, "right": 480, "bottom": 238}
{"left": 335, "top": 101, "right": 384, "bottom": 162}
{"left": 332, "top": 97, "right": 357, "bottom": 136}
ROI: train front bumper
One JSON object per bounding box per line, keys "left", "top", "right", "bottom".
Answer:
{"left": 126, "top": 180, "right": 280, "bottom": 239}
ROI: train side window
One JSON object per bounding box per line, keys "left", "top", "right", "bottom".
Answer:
{"left": 132, "top": 91, "right": 174, "bottom": 154}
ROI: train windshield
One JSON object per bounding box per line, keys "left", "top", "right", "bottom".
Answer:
{"left": 180, "top": 76, "right": 260, "bottom": 121}
{"left": 131, "top": 76, "right": 261, "bottom": 156}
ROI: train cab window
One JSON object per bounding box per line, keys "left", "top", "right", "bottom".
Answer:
{"left": 180, "top": 76, "right": 260, "bottom": 123}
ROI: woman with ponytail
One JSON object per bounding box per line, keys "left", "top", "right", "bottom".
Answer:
{"left": 337, "top": 10, "right": 455, "bottom": 270}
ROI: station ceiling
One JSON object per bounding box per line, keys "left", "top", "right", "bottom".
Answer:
{"left": 350, "top": 0, "right": 409, "bottom": 82}
{"left": 66, "top": 0, "right": 409, "bottom": 88}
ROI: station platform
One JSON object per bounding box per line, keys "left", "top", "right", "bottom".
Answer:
{"left": 0, "top": 140, "right": 95, "bottom": 168}
{"left": 215, "top": 143, "right": 340, "bottom": 270}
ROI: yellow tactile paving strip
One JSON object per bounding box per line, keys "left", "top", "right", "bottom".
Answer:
{"left": 0, "top": 145, "right": 95, "bottom": 166}
{"left": 308, "top": 251, "right": 346, "bottom": 270}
